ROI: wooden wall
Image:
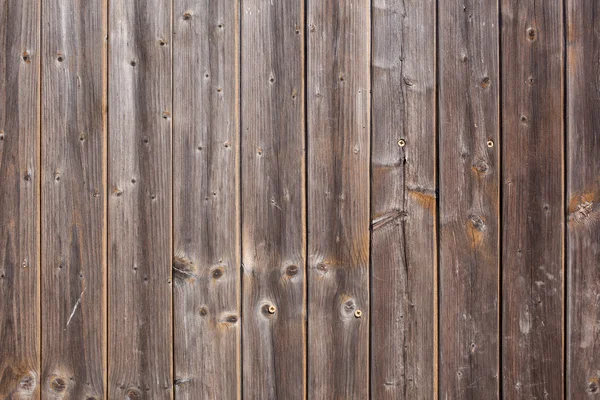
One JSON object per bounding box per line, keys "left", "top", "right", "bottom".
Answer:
{"left": 0, "top": 0, "right": 597, "bottom": 398}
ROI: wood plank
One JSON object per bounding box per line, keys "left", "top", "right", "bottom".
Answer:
{"left": 370, "top": 0, "right": 436, "bottom": 398}
{"left": 172, "top": 1, "right": 240, "bottom": 398}
{"left": 438, "top": 0, "right": 500, "bottom": 398}
{"left": 501, "top": 0, "right": 564, "bottom": 397}
{"left": 108, "top": 0, "right": 172, "bottom": 398}
{"left": 241, "top": 0, "right": 305, "bottom": 398}
{"left": 0, "top": 0, "right": 41, "bottom": 397}
{"left": 307, "top": 1, "right": 370, "bottom": 398}
{"left": 566, "top": 1, "right": 600, "bottom": 397}
{"left": 40, "top": 0, "right": 106, "bottom": 397}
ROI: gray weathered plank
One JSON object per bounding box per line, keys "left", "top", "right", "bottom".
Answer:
{"left": 438, "top": 0, "right": 500, "bottom": 398}
{"left": 307, "top": 0, "right": 370, "bottom": 398}
{"left": 241, "top": 0, "right": 305, "bottom": 398}
{"left": 40, "top": 0, "right": 107, "bottom": 397}
{"left": 566, "top": 1, "right": 600, "bottom": 397}
{"left": 371, "top": 0, "right": 437, "bottom": 398}
{"left": 108, "top": 0, "right": 172, "bottom": 397}
{"left": 0, "top": 0, "right": 41, "bottom": 397}
{"left": 172, "top": 1, "right": 240, "bottom": 398}
{"left": 501, "top": 0, "right": 564, "bottom": 397}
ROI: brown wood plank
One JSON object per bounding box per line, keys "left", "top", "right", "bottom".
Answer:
{"left": 438, "top": 0, "right": 500, "bottom": 398}
{"left": 108, "top": 0, "right": 172, "bottom": 398}
{"left": 501, "top": 0, "right": 564, "bottom": 397}
{"left": 0, "top": 0, "right": 41, "bottom": 397}
{"left": 40, "top": 0, "right": 107, "bottom": 397}
{"left": 370, "top": 0, "right": 437, "bottom": 398}
{"left": 241, "top": 0, "right": 305, "bottom": 398}
{"left": 566, "top": 1, "right": 600, "bottom": 397}
{"left": 307, "top": 1, "right": 370, "bottom": 398}
{"left": 172, "top": 1, "right": 240, "bottom": 398}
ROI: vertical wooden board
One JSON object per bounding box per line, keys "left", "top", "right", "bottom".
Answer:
{"left": 108, "top": 0, "right": 172, "bottom": 398}
{"left": 371, "top": 0, "right": 436, "bottom": 398}
{"left": 438, "top": 0, "right": 500, "bottom": 398}
{"left": 307, "top": 1, "right": 370, "bottom": 398}
{"left": 172, "top": 1, "right": 240, "bottom": 398}
{"left": 501, "top": 0, "right": 564, "bottom": 397}
{"left": 0, "top": 0, "right": 40, "bottom": 397}
{"left": 40, "top": 0, "right": 107, "bottom": 397}
{"left": 566, "top": 1, "right": 600, "bottom": 397}
{"left": 241, "top": 0, "right": 305, "bottom": 398}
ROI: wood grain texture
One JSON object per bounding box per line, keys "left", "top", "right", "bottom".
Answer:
{"left": 108, "top": 0, "right": 172, "bottom": 398}
{"left": 0, "top": 0, "right": 40, "bottom": 397}
{"left": 241, "top": 0, "right": 305, "bottom": 398}
{"left": 566, "top": 1, "right": 600, "bottom": 397}
{"left": 172, "top": 1, "right": 240, "bottom": 398}
{"left": 40, "top": 0, "right": 106, "bottom": 397}
{"left": 501, "top": 0, "right": 564, "bottom": 397}
{"left": 307, "top": 1, "right": 370, "bottom": 398}
{"left": 438, "top": 0, "right": 500, "bottom": 398}
{"left": 370, "top": 0, "right": 436, "bottom": 398}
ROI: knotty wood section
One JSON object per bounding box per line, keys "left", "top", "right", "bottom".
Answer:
{"left": 307, "top": 1, "right": 370, "bottom": 398}
{"left": 566, "top": 1, "right": 600, "bottom": 397}
{"left": 108, "top": 0, "right": 172, "bottom": 398}
{"left": 371, "top": 0, "right": 436, "bottom": 398}
{"left": 439, "top": 0, "right": 500, "bottom": 398}
{"left": 41, "top": 0, "right": 107, "bottom": 397}
{"left": 173, "top": 1, "right": 240, "bottom": 398}
{"left": 241, "top": 0, "right": 305, "bottom": 398}
{"left": 0, "top": 0, "right": 40, "bottom": 397}
{"left": 501, "top": 0, "right": 564, "bottom": 397}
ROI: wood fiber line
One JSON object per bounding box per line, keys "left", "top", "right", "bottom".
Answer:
{"left": 108, "top": 0, "right": 173, "bottom": 397}
{"left": 241, "top": 0, "right": 306, "bottom": 398}
{"left": 371, "top": 0, "right": 437, "bottom": 398}
{"left": 40, "top": 0, "right": 107, "bottom": 397}
{"left": 173, "top": 0, "right": 240, "bottom": 398}
{"left": 501, "top": 0, "right": 565, "bottom": 397}
{"left": 566, "top": 0, "right": 600, "bottom": 397}
{"left": 307, "top": 0, "right": 370, "bottom": 398}
{"left": 0, "top": 0, "right": 41, "bottom": 397}
{"left": 438, "top": 0, "right": 500, "bottom": 398}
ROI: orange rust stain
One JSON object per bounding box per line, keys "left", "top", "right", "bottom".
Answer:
{"left": 466, "top": 222, "right": 484, "bottom": 248}
{"left": 568, "top": 188, "right": 600, "bottom": 228}
{"left": 466, "top": 216, "right": 486, "bottom": 248}
{"left": 172, "top": 256, "right": 197, "bottom": 284}
{"left": 217, "top": 313, "right": 239, "bottom": 331}
{"left": 568, "top": 46, "right": 578, "bottom": 70}
{"left": 568, "top": 190, "right": 599, "bottom": 215}
{"left": 567, "top": 20, "right": 577, "bottom": 42}
{"left": 409, "top": 189, "right": 435, "bottom": 211}
{"left": 0, "top": 365, "right": 37, "bottom": 398}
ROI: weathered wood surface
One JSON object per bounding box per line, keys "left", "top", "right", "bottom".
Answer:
{"left": 566, "top": 1, "right": 600, "bottom": 397}
{"left": 501, "top": 0, "right": 564, "bottom": 398}
{"left": 439, "top": 0, "right": 500, "bottom": 398}
{"left": 40, "top": 0, "right": 107, "bottom": 398}
{"left": 307, "top": 0, "right": 370, "bottom": 398}
{"left": 172, "top": 1, "right": 240, "bottom": 398}
{"left": 108, "top": 0, "right": 172, "bottom": 398}
{"left": 0, "top": 0, "right": 40, "bottom": 397}
{"left": 241, "top": 0, "right": 305, "bottom": 398}
{"left": 371, "top": 0, "right": 436, "bottom": 398}
{"left": 4, "top": 1, "right": 600, "bottom": 399}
